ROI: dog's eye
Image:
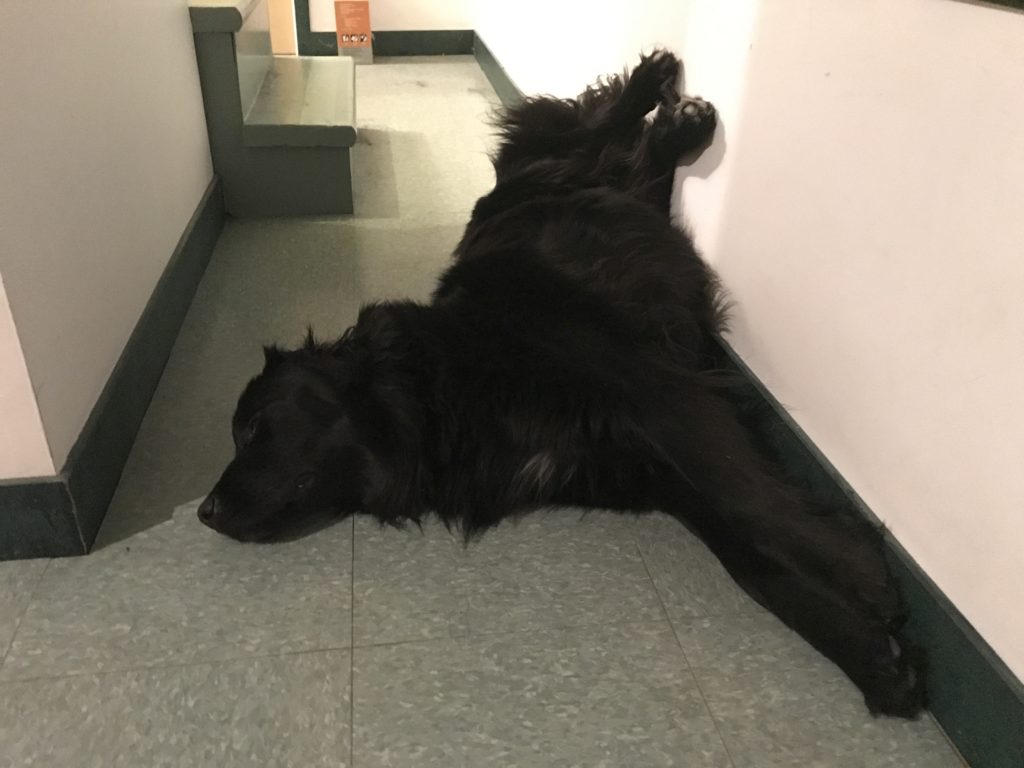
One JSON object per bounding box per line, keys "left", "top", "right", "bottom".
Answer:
{"left": 239, "top": 413, "right": 262, "bottom": 447}
{"left": 295, "top": 472, "right": 316, "bottom": 491}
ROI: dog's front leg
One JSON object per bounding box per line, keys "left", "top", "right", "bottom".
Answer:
{"left": 646, "top": 383, "right": 925, "bottom": 717}
{"left": 661, "top": 479, "right": 925, "bottom": 718}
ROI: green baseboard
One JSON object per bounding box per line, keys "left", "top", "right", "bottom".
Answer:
{"left": 298, "top": 31, "right": 338, "bottom": 57}
{"left": 372, "top": 30, "right": 473, "bottom": 57}
{"left": 473, "top": 33, "right": 523, "bottom": 108}
{"left": 890, "top": 544, "right": 1024, "bottom": 767}
{"left": 291, "top": 0, "right": 334, "bottom": 56}
{"left": 0, "top": 177, "right": 225, "bottom": 560}
{"left": 985, "top": 0, "right": 1024, "bottom": 10}
{"left": 0, "top": 479, "right": 81, "bottom": 559}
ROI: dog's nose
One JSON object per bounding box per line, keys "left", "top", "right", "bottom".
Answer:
{"left": 197, "top": 495, "right": 218, "bottom": 527}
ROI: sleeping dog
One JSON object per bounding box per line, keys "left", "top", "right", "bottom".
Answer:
{"left": 198, "top": 50, "right": 925, "bottom": 718}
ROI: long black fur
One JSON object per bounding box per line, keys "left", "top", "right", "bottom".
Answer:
{"left": 199, "top": 51, "right": 926, "bottom": 718}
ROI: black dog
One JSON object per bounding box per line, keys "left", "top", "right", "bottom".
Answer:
{"left": 199, "top": 51, "right": 925, "bottom": 718}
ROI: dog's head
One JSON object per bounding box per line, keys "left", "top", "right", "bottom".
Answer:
{"left": 197, "top": 340, "right": 366, "bottom": 541}
{"left": 199, "top": 305, "right": 430, "bottom": 541}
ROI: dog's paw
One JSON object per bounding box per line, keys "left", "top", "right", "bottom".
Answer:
{"left": 637, "top": 49, "right": 682, "bottom": 92}
{"left": 675, "top": 96, "right": 717, "bottom": 135}
{"left": 626, "top": 50, "right": 682, "bottom": 112}
{"left": 861, "top": 633, "right": 927, "bottom": 719}
{"left": 667, "top": 95, "right": 716, "bottom": 143}
{"left": 651, "top": 95, "right": 718, "bottom": 159}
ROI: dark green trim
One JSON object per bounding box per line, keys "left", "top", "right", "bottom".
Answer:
{"left": 292, "top": 0, "right": 337, "bottom": 55}
{"left": 0, "top": 479, "right": 81, "bottom": 559}
{"left": 0, "top": 177, "right": 225, "bottom": 561}
{"left": 188, "top": 0, "right": 258, "bottom": 34}
{"left": 713, "top": 337, "right": 1024, "bottom": 768}
{"left": 473, "top": 33, "right": 523, "bottom": 108}
{"left": 300, "top": 32, "right": 339, "bottom": 57}
{"left": 63, "top": 176, "right": 225, "bottom": 549}
{"left": 981, "top": 0, "right": 1024, "bottom": 10}
{"left": 372, "top": 30, "right": 473, "bottom": 57}
{"left": 890, "top": 544, "right": 1024, "bottom": 767}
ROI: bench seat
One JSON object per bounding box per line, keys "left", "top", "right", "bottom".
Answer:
{"left": 244, "top": 57, "right": 357, "bottom": 148}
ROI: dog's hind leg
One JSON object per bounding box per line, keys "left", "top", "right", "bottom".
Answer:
{"left": 624, "top": 96, "right": 719, "bottom": 212}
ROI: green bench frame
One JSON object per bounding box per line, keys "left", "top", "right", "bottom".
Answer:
{"left": 189, "top": 0, "right": 357, "bottom": 216}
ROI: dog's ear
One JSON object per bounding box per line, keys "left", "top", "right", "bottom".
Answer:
{"left": 263, "top": 345, "right": 286, "bottom": 369}
{"left": 303, "top": 325, "right": 320, "bottom": 352}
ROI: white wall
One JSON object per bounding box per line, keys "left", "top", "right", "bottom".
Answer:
{"left": 0, "top": 277, "right": 54, "bottom": 479}
{"left": 0, "top": 1, "right": 213, "bottom": 473}
{"left": 476, "top": 1, "right": 687, "bottom": 98}
{"left": 310, "top": 0, "right": 473, "bottom": 34}
{"left": 472, "top": 0, "right": 1024, "bottom": 682}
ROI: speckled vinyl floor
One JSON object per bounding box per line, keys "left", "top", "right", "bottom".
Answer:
{"left": 0, "top": 58, "right": 966, "bottom": 767}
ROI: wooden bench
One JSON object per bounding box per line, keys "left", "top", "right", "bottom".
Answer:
{"left": 189, "top": 0, "right": 357, "bottom": 216}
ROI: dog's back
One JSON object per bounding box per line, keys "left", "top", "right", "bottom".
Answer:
{"left": 447, "top": 184, "right": 724, "bottom": 369}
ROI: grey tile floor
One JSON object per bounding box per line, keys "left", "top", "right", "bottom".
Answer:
{"left": 0, "top": 58, "right": 967, "bottom": 767}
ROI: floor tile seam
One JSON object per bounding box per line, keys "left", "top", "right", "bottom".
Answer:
{"left": 635, "top": 539, "right": 739, "bottom": 768}
{"left": 26, "top": 566, "right": 356, "bottom": 591}
{"left": 0, "top": 560, "right": 53, "bottom": 671}
{"left": 663, "top": 618, "right": 740, "bottom": 768}
{"left": 350, "top": 617, "right": 677, "bottom": 654}
{"left": 660, "top": 606, "right": 768, "bottom": 621}
{"left": 351, "top": 569, "right": 666, "bottom": 591}
{"left": 0, "top": 642, "right": 354, "bottom": 687}
{"left": 342, "top": 212, "right": 479, "bottom": 227}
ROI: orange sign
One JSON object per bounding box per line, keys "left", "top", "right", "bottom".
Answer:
{"left": 335, "top": 1, "right": 371, "bottom": 48}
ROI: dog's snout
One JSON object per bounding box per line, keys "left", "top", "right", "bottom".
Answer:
{"left": 197, "top": 495, "right": 218, "bottom": 527}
